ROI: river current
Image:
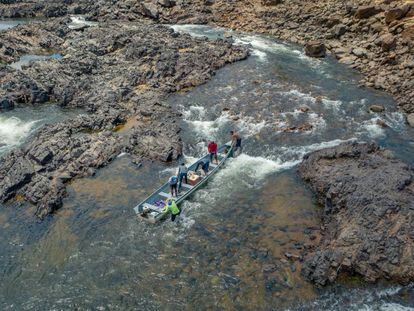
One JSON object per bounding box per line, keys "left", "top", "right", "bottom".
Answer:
{"left": 1, "top": 24, "right": 414, "bottom": 310}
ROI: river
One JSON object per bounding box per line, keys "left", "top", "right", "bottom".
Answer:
{"left": 0, "top": 24, "right": 414, "bottom": 310}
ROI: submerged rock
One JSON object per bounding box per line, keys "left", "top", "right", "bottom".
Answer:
{"left": 298, "top": 141, "right": 414, "bottom": 286}
{"left": 369, "top": 104, "right": 385, "bottom": 113}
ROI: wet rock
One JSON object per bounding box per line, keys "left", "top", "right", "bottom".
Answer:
{"left": 221, "top": 274, "right": 240, "bottom": 288}
{"left": 378, "top": 34, "right": 396, "bottom": 52}
{"left": 285, "top": 252, "right": 301, "bottom": 261}
{"left": 352, "top": 47, "right": 368, "bottom": 58}
{"left": 376, "top": 119, "right": 388, "bottom": 128}
{"left": 158, "top": 0, "right": 175, "bottom": 8}
{"left": 262, "top": 264, "right": 277, "bottom": 273}
{"left": 141, "top": 2, "right": 159, "bottom": 19}
{"left": 354, "top": 6, "right": 382, "bottom": 19}
{"left": 262, "top": 0, "right": 283, "bottom": 5}
{"left": 305, "top": 41, "right": 326, "bottom": 58}
{"left": 44, "top": 4, "right": 67, "bottom": 17}
{"left": 407, "top": 113, "right": 414, "bottom": 127}
{"left": 0, "top": 154, "right": 34, "bottom": 202}
{"left": 298, "top": 141, "right": 414, "bottom": 285}
{"left": 265, "top": 278, "right": 285, "bottom": 292}
{"left": 0, "top": 97, "right": 14, "bottom": 110}
{"left": 385, "top": 8, "right": 406, "bottom": 24}
{"left": 369, "top": 104, "right": 385, "bottom": 113}
{"left": 339, "top": 55, "right": 357, "bottom": 65}
{"left": 29, "top": 148, "right": 53, "bottom": 165}
{"left": 331, "top": 24, "right": 347, "bottom": 38}
{"left": 283, "top": 123, "right": 313, "bottom": 133}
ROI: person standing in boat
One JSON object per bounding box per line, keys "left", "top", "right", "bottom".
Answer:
{"left": 195, "top": 160, "right": 209, "bottom": 176}
{"left": 208, "top": 140, "right": 218, "bottom": 164}
{"left": 230, "top": 130, "right": 242, "bottom": 154}
{"left": 162, "top": 198, "right": 181, "bottom": 222}
{"left": 177, "top": 162, "right": 189, "bottom": 191}
{"left": 169, "top": 175, "right": 178, "bottom": 197}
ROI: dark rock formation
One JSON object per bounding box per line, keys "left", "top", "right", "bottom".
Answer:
{"left": 298, "top": 142, "right": 414, "bottom": 285}
{"left": 354, "top": 6, "right": 382, "bottom": 19}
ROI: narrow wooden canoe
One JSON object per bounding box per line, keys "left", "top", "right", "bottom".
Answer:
{"left": 134, "top": 142, "right": 233, "bottom": 223}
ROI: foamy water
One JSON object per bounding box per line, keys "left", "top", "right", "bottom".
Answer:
{"left": 10, "top": 54, "right": 62, "bottom": 70}
{"left": 0, "top": 116, "right": 38, "bottom": 151}
{"left": 68, "top": 16, "right": 98, "bottom": 29}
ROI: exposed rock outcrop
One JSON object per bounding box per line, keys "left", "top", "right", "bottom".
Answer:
{"left": 298, "top": 142, "right": 414, "bottom": 286}
{"left": 305, "top": 41, "right": 326, "bottom": 58}
{"left": 1, "top": 0, "right": 413, "bottom": 114}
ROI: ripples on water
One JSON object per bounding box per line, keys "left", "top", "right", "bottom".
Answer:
{"left": 1, "top": 24, "right": 414, "bottom": 310}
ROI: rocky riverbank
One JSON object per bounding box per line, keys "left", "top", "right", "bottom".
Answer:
{"left": 2, "top": 0, "right": 414, "bottom": 118}
{"left": 2, "top": 1, "right": 413, "bottom": 118}
{"left": 298, "top": 141, "right": 414, "bottom": 285}
{"left": 0, "top": 18, "right": 248, "bottom": 218}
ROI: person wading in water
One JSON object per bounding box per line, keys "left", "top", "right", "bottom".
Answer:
{"left": 162, "top": 198, "right": 180, "bottom": 222}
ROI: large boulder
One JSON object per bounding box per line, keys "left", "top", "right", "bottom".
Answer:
{"left": 369, "top": 104, "right": 385, "bottom": 113}
{"left": 407, "top": 113, "right": 414, "bottom": 127}
{"left": 331, "top": 24, "right": 348, "bottom": 38}
{"left": 401, "top": 24, "right": 414, "bottom": 46}
{"left": 299, "top": 141, "right": 414, "bottom": 286}
{"left": 0, "top": 97, "right": 14, "bottom": 110}
{"left": 305, "top": 41, "right": 326, "bottom": 58}
{"left": 378, "top": 33, "right": 396, "bottom": 51}
{"left": 262, "top": 0, "right": 283, "bottom": 5}
{"left": 385, "top": 7, "right": 406, "bottom": 24}
{"left": 141, "top": 2, "right": 159, "bottom": 19}
{"left": 354, "top": 6, "right": 382, "bottom": 19}
{"left": 158, "top": 0, "right": 175, "bottom": 8}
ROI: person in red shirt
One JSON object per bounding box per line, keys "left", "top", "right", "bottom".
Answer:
{"left": 208, "top": 141, "right": 218, "bottom": 164}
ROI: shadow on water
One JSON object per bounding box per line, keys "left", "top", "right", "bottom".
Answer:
{"left": 1, "top": 25, "right": 414, "bottom": 310}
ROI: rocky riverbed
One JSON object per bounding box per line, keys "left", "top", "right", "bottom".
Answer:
{"left": 1, "top": 0, "right": 414, "bottom": 298}
{"left": 299, "top": 141, "right": 414, "bottom": 286}
{"left": 0, "top": 17, "right": 248, "bottom": 218}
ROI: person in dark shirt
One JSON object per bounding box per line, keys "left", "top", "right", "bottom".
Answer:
{"left": 169, "top": 175, "right": 178, "bottom": 197}
{"left": 195, "top": 160, "right": 210, "bottom": 176}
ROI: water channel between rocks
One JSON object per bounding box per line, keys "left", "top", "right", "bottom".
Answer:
{"left": 0, "top": 24, "right": 414, "bottom": 310}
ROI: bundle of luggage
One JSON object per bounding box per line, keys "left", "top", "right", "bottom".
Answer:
{"left": 188, "top": 171, "right": 202, "bottom": 186}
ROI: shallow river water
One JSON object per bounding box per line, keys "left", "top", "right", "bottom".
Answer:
{"left": 1, "top": 25, "right": 414, "bottom": 310}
